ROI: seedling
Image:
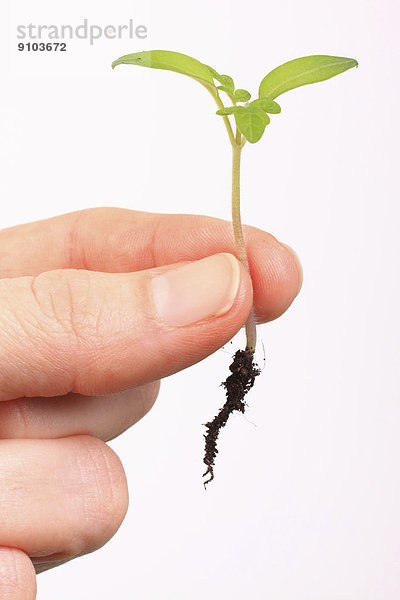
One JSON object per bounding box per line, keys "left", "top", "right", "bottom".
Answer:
{"left": 112, "top": 50, "right": 358, "bottom": 486}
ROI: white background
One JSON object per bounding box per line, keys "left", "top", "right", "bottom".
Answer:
{"left": 2, "top": 0, "right": 400, "bottom": 598}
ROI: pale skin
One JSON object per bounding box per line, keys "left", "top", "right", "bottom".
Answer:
{"left": 0, "top": 207, "right": 302, "bottom": 598}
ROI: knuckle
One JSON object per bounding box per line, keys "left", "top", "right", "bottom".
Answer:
{"left": 30, "top": 270, "right": 87, "bottom": 341}
{"left": 0, "top": 272, "right": 94, "bottom": 398}
{"left": 29, "top": 269, "right": 107, "bottom": 347}
{"left": 0, "top": 267, "right": 119, "bottom": 351}
{"left": 0, "top": 272, "right": 77, "bottom": 344}
{"left": 0, "top": 269, "right": 117, "bottom": 397}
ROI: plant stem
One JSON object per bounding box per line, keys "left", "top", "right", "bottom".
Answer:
{"left": 231, "top": 138, "right": 257, "bottom": 352}
{"left": 202, "top": 82, "right": 257, "bottom": 352}
{"left": 200, "top": 82, "right": 235, "bottom": 145}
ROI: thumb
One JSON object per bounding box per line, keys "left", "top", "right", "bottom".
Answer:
{"left": 0, "top": 253, "right": 252, "bottom": 400}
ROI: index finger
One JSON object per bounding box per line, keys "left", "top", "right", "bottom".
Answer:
{"left": 0, "top": 207, "right": 302, "bottom": 323}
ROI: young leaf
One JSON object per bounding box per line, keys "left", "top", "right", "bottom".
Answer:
{"left": 249, "top": 98, "right": 281, "bottom": 113}
{"left": 234, "top": 106, "right": 270, "bottom": 143}
{"left": 235, "top": 89, "right": 251, "bottom": 102}
{"left": 216, "top": 107, "right": 240, "bottom": 116}
{"left": 259, "top": 55, "right": 358, "bottom": 99}
{"left": 218, "top": 74, "right": 235, "bottom": 92}
{"left": 205, "top": 65, "right": 221, "bottom": 80}
{"left": 217, "top": 85, "right": 236, "bottom": 100}
{"left": 112, "top": 50, "right": 215, "bottom": 86}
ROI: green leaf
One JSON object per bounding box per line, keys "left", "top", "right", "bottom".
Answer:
{"left": 235, "top": 89, "right": 251, "bottom": 102}
{"left": 259, "top": 55, "right": 358, "bottom": 100}
{"left": 249, "top": 98, "right": 281, "bottom": 113}
{"left": 234, "top": 106, "right": 270, "bottom": 143}
{"left": 217, "top": 74, "right": 234, "bottom": 92}
{"left": 205, "top": 65, "right": 221, "bottom": 80}
{"left": 207, "top": 69, "right": 237, "bottom": 100}
{"left": 217, "top": 85, "right": 235, "bottom": 99}
{"left": 112, "top": 50, "right": 215, "bottom": 86}
{"left": 217, "top": 105, "right": 270, "bottom": 142}
{"left": 204, "top": 65, "right": 235, "bottom": 89}
{"left": 216, "top": 107, "right": 240, "bottom": 116}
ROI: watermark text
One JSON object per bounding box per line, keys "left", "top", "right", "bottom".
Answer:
{"left": 17, "top": 19, "right": 148, "bottom": 46}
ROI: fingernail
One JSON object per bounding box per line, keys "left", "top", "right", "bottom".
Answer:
{"left": 279, "top": 242, "right": 303, "bottom": 295}
{"left": 151, "top": 253, "right": 241, "bottom": 327}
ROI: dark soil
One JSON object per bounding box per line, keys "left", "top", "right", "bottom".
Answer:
{"left": 203, "top": 348, "right": 261, "bottom": 487}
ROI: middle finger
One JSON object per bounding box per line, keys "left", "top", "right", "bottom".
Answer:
{"left": 0, "top": 381, "right": 160, "bottom": 440}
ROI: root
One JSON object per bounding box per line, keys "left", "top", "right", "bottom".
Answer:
{"left": 203, "top": 348, "right": 261, "bottom": 487}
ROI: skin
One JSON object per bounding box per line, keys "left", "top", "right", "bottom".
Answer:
{"left": 0, "top": 207, "right": 302, "bottom": 598}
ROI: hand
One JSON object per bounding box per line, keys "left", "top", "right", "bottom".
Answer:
{"left": 0, "top": 207, "right": 302, "bottom": 598}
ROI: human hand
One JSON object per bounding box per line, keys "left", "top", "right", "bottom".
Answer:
{"left": 0, "top": 207, "right": 302, "bottom": 598}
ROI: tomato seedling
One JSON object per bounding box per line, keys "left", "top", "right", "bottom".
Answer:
{"left": 112, "top": 50, "right": 358, "bottom": 485}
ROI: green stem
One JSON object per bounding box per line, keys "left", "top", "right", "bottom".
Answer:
{"left": 201, "top": 82, "right": 257, "bottom": 352}
{"left": 235, "top": 127, "right": 242, "bottom": 146}
{"left": 214, "top": 96, "right": 235, "bottom": 145}
{"left": 231, "top": 139, "right": 257, "bottom": 352}
{"left": 200, "top": 82, "right": 235, "bottom": 145}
